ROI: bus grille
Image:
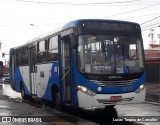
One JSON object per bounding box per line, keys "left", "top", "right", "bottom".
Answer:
{"left": 91, "top": 79, "right": 138, "bottom": 87}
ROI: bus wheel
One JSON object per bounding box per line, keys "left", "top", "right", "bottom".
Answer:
{"left": 20, "top": 84, "right": 27, "bottom": 99}
{"left": 52, "top": 87, "right": 60, "bottom": 108}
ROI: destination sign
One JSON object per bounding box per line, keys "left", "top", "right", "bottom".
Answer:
{"left": 80, "top": 21, "right": 140, "bottom": 34}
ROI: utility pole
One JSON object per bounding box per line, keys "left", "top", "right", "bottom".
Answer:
{"left": 148, "top": 28, "right": 155, "bottom": 44}
{"left": 157, "top": 34, "right": 160, "bottom": 51}
{"left": 0, "top": 41, "right": 1, "bottom": 50}
{"left": 30, "top": 24, "right": 45, "bottom": 33}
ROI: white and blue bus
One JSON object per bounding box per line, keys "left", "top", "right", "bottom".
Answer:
{"left": 9, "top": 19, "right": 146, "bottom": 110}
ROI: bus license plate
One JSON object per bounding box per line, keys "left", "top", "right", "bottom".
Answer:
{"left": 110, "top": 96, "right": 122, "bottom": 101}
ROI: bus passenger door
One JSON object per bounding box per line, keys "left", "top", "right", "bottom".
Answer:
{"left": 29, "top": 47, "right": 37, "bottom": 96}
{"left": 61, "top": 37, "right": 72, "bottom": 104}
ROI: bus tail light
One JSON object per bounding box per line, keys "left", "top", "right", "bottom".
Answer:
{"left": 77, "top": 85, "right": 96, "bottom": 96}
{"left": 135, "top": 84, "right": 145, "bottom": 93}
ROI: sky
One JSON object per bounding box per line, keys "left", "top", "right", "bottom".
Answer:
{"left": 0, "top": 0, "right": 160, "bottom": 62}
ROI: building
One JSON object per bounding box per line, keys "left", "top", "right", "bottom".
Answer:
{"left": 148, "top": 44, "right": 160, "bottom": 50}
{"left": 145, "top": 44, "right": 160, "bottom": 84}
{"left": 3, "top": 65, "right": 9, "bottom": 74}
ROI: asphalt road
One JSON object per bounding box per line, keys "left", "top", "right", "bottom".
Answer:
{"left": 0, "top": 80, "right": 160, "bottom": 125}
{"left": 0, "top": 82, "right": 93, "bottom": 125}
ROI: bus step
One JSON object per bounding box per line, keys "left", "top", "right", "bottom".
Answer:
{"left": 64, "top": 103, "right": 72, "bottom": 107}
{"left": 32, "top": 95, "right": 38, "bottom": 99}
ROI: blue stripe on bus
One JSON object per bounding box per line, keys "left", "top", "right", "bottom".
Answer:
{"left": 42, "top": 62, "right": 60, "bottom": 101}
{"left": 74, "top": 68, "right": 145, "bottom": 94}
{"left": 14, "top": 67, "right": 30, "bottom": 96}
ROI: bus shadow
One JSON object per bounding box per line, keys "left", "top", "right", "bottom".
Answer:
{"left": 13, "top": 97, "right": 145, "bottom": 125}
{"left": 62, "top": 106, "right": 144, "bottom": 125}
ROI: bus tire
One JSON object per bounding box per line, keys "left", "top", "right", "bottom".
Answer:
{"left": 52, "top": 86, "right": 60, "bottom": 109}
{"left": 20, "top": 84, "right": 27, "bottom": 100}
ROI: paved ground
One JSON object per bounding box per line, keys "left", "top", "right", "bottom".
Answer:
{"left": 0, "top": 82, "right": 96, "bottom": 125}
{"left": 146, "top": 83, "right": 160, "bottom": 103}
{"left": 146, "top": 83, "right": 160, "bottom": 94}
{"left": 0, "top": 79, "right": 159, "bottom": 125}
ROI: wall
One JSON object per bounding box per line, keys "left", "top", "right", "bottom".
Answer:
{"left": 145, "top": 60, "right": 160, "bottom": 84}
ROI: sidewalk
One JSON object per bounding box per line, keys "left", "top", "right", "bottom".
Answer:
{"left": 146, "top": 83, "right": 160, "bottom": 103}
{"left": 146, "top": 83, "right": 160, "bottom": 95}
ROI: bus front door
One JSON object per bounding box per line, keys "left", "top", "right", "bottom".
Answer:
{"left": 29, "top": 47, "right": 37, "bottom": 96}
{"left": 61, "top": 37, "right": 72, "bottom": 104}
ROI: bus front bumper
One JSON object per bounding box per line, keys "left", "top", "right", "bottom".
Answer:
{"left": 77, "top": 87, "right": 146, "bottom": 110}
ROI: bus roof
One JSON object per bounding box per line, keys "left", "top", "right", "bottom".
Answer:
{"left": 62, "top": 19, "right": 140, "bottom": 29}
{"left": 11, "top": 19, "right": 141, "bottom": 49}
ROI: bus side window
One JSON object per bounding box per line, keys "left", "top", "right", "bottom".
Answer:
{"left": 21, "top": 46, "right": 29, "bottom": 65}
{"left": 48, "top": 36, "right": 58, "bottom": 62}
{"left": 15, "top": 48, "right": 22, "bottom": 66}
{"left": 37, "top": 40, "right": 47, "bottom": 63}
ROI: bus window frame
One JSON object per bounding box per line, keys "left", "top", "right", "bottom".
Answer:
{"left": 37, "top": 40, "right": 48, "bottom": 64}
{"left": 15, "top": 48, "right": 22, "bottom": 66}
{"left": 21, "top": 46, "right": 29, "bottom": 66}
{"left": 48, "top": 35, "right": 58, "bottom": 62}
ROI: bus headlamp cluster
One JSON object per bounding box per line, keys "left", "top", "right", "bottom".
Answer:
{"left": 135, "top": 84, "right": 145, "bottom": 93}
{"left": 77, "top": 85, "right": 96, "bottom": 96}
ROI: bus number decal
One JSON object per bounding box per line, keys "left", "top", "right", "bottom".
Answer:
{"left": 122, "top": 86, "right": 134, "bottom": 92}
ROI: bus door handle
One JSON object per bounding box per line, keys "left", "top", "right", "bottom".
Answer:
{"left": 62, "top": 67, "right": 70, "bottom": 70}
{"left": 35, "top": 66, "right": 37, "bottom": 73}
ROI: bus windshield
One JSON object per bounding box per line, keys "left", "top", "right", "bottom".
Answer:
{"left": 78, "top": 35, "right": 144, "bottom": 75}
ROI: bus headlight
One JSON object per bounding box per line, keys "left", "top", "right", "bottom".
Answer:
{"left": 135, "top": 84, "right": 145, "bottom": 93}
{"left": 77, "top": 85, "right": 96, "bottom": 96}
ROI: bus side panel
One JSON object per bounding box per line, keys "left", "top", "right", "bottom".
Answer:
{"left": 14, "top": 67, "right": 22, "bottom": 92}
{"left": 34, "top": 63, "right": 52, "bottom": 99}
{"left": 41, "top": 62, "right": 60, "bottom": 101}
{"left": 13, "top": 66, "right": 30, "bottom": 96}
{"left": 19, "top": 66, "right": 31, "bottom": 96}
{"left": 9, "top": 67, "right": 13, "bottom": 89}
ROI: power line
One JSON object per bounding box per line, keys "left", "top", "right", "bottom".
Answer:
{"left": 0, "top": 0, "right": 157, "bottom": 6}
{"left": 141, "top": 15, "right": 160, "bottom": 25}
{"left": 0, "top": 0, "right": 136, "bottom": 5}
{"left": 141, "top": 23, "right": 160, "bottom": 31}
{"left": 101, "top": 3, "right": 160, "bottom": 18}
{"left": 141, "top": 22, "right": 160, "bottom": 32}
{"left": 142, "top": 22, "right": 160, "bottom": 29}
{"left": 121, "top": 12, "right": 160, "bottom": 20}
{"left": 134, "top": 14, "right": 160, "bottom": 25}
